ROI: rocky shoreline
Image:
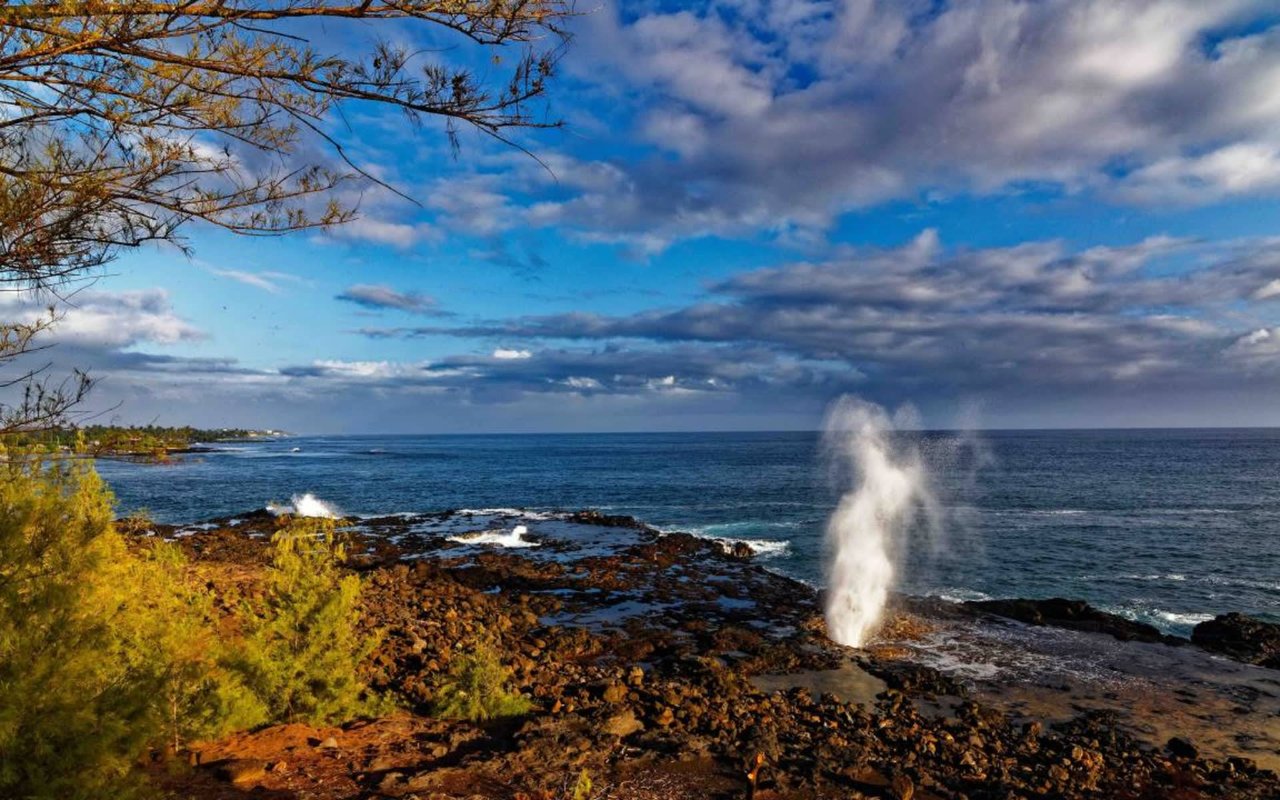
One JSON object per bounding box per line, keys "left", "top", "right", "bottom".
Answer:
{"left": 144, "top": 508, "right": 1279, "bottom": 799}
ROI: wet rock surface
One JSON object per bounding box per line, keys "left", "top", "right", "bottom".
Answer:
{"left": 145, "top": 509, "right": 1280, "bottom": 799}
{"left": 1192, "top": 613, "right": 1280, "bottom": 669}
{"left": 963, "top": 597, "right": 1186, "bottom": 645}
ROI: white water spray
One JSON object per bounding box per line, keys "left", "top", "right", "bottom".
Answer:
{"left": 823, "top": 398, "right": 938, "bottom": 648}
{"left": 266, "top": 492, "right": 342, "bottom": 519}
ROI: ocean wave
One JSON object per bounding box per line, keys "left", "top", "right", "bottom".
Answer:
{"left": 659, "top": 524, "right": 793, "bottom": 559}
{"left": 1200, "top": 575, "right": 1280, "bottom": 591}
{"left": 447, "top": 524, "right": 539, "bottom": 549}
{"left": 985, "top": 508, "right": 1088, "bottom": 516}
{"left": 1115, "top": 573, "right": 1188, "bottom": 582}
{"left": 988, "top": 507, "right": 1242, "bottom": 520}
{"left": 694, "top": 535, "right": 791, "bottom": 558}
{"left": 1154, "top": 610, "right": 1215, "bottom": 626}
{"left": 928, "top": 587, "right": 993, "bottom": 603}
{"left": 1101, "top": 603, "right": 1215, "bottom": 632}
{"left": 728, "top": 538, "right": 791, "bottom": 557}
{"left": 266, "top": 492, "right": 342, "bottom": 519}
{"left": 453, "top": 507, "right": 559, "bottom": 520}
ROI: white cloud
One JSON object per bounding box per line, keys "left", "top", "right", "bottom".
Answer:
{"left": 1118, "top": 144, "right": 1280, "bottom": 204}
{"left": 330, "top": 218, "right": 437, "bottom": 249}
{"left": 492, "top": 348, "right": 532, "bottom": 359}
{"left": 1253, "top": 279, "right": 1280, "bottom": 301}
{"left": 0, "top": 289, "right": 205, "bottom": 349}
{"left": 515, "top": 1, "right": 1280, "bottom": 252}
{"left": 204, "top": 266, "right": 303, "bottom": 294}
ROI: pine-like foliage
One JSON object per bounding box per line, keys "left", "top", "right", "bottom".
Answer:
{"left": 0, "top": 451, "right": 266, "bottom": 797}
{"left": 0, "top": 453, "right": 159, "bottom": 798}
{"left": 124, "top": 540, "right": 268, "bottom": 749}
{"left": 232, "top": 518, "right": 378, "bottom": 724}
{"left": 432, "top": 643, "right": 533, "bottom": 722}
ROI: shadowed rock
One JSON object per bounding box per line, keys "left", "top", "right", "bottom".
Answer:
{"left": 964, "top": 597, "right": 1186, "bottom": 645}
{"left": 1192, "top": 613, "right": 1280, "bottom": 668}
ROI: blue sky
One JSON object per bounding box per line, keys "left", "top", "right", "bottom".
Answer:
{"left": 24, "top": 0, "right": 1280, "bottom": 433}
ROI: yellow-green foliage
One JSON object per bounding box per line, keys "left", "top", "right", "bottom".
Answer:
{"left": 127, "top": 540, "right": 267, "bottom": 747}
{"left": 0, "top": 455, "right": 164, "bottom": 797}
{"left": 572, "top": 769, "right": 594, "bottom": 800}
{"left": 231, "top": 518, "right": 377, "bottom": 724}
{"left": 116, "top": 507, "right": 155, "bottom": 535}
{"left": 432, "top": 642, "right": 533, "bottom": 722}
{"left": 0, "top": 454, "right": 383, "bottom": 798}
{"left": 0, "top": 453, "right": 272, "bottom": 798}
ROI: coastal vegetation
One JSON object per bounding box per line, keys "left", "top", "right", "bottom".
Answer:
{"left": 0, "top": 453, "right": 379, "bottom": 798}
{"left": 231, "top": 519, "right": 382, "bottom": 725}
{"left": 1, "top": 425, "right": 280, "bottom": 461}
{"left": 0, "top": 0, "right": 574, "bottom": 791}
{"left": 432, "top": 642, "right": 535, "bottom": 722}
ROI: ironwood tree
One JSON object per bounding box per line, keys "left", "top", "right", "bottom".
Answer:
{"left": 0, "top": 0, "right": 572, "bottom": 430}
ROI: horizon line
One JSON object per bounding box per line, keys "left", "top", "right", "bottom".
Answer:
{"left": 266, "top": 424, "right": 1280, "bottom": 437}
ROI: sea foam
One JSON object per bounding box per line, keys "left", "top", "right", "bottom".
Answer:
{"left": 447, "top": 524, "right": 539, "bottom": 548}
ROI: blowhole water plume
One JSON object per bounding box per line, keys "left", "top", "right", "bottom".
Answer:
{"left": 823, "top": 397, "right": 939, "bottom": 648}
{"left": 266, "top": 492, "right": 342, "bottom": 519}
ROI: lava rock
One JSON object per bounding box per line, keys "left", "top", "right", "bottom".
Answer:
{"left": 1191, "top": 613, "right": 1280, "bottom": 668}
{"left": 1167, "top": 737, "right": 1199, "bottom": 760}
{"left": 965, "top": 598, "right": 1185, "bottom": 645}
{"left": 600, "top": 708, "right": 644, "bottom": 738}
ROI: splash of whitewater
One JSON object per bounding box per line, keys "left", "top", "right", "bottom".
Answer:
{"left": 266, "top": 492, "right": 342, "bottom": 519}
{"left": 823, "top": 398, "right": 937, "bottom": 648}
{"left": 447, "top": 524, "right": 540, "bottom": 549}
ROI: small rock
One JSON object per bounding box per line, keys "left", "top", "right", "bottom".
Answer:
{"left": 601, "top": 708, "right": 644, "bottom": 738}
{"left": 1167, "top": 737, "right": 1198, "bottom": 760}
{"left": 602, "top": 682, "right": 628, "bottom": 704}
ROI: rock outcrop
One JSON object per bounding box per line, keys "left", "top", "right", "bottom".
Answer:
{"left": 1192, "top": 613, "right": 1280, "bottom": 668}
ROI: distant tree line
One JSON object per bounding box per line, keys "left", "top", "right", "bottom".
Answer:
{"left": 3, "top": 425, "right": 275, "bottom": 459}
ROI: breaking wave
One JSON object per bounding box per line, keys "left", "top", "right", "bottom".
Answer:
{"left": 447, "top": 524, "right": 540, "bottom": 548}
{"left": 266, "top": 492, "right": 342, "bottom": 519}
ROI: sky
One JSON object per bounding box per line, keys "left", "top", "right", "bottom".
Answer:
{"left": 19, "top": 0, "right": 1280, "bottom": 433}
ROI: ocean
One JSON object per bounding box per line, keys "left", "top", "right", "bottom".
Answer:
{"left": 94, "top": 428, "right": 1280, "bottom": 635}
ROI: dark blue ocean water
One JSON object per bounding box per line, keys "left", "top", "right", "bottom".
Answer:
{"left": 95, "top": 429, "right": 1280, "bottom": 635}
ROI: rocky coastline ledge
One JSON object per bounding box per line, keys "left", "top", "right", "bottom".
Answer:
{"left": 146, "top": 509, "right": 1279, "bottom": 799}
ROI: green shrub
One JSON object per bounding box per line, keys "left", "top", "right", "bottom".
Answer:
{"left": 0, "top": 453, "right": 268, "bottom": 798}
{"left": 432, "top": 642, "right": 533, "bottom": 722}
{"left": 127, "top": 540, "right": 268, "bottom": 748}
{"left": 230, "top": 518, "right": 378, "bottom": 724}
{"left": 0, "top": 454, "right": 165, "bottom": 797}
